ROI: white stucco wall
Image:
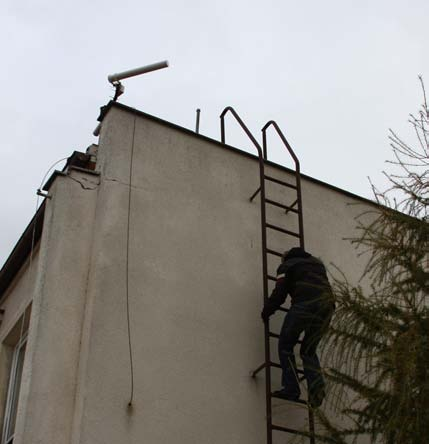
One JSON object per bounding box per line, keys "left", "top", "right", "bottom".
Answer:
{"left": 2, "top": 104, "right": 375, "bottom": 444}
{"left": 8, "top": 168, "right": 100, "bottom": 444}
{"left": 70, "top": 106, "right": 372, "bottom": 444}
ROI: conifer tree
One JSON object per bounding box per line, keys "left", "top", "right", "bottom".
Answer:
{"left": 316, "top": 78, "right": 429, "bottom": 444}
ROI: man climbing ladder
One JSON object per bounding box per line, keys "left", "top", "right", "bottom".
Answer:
{"left": 261, "top": 247, "right": 335, "bottom": 408}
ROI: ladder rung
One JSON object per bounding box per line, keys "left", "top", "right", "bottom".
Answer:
{"left": 266, "top": 248, "right": 283, "bottom": 257}
{"left": 265, "top": 198, "right": 299, "bottom": 214}
{"left": 269, "top": 332, "right": 302, "bottom": 344}
{"left": 264, "top": 175, "right": 297, "bottom": 189}
{"left": 266, "top": 223, "right": 300, "bottom": 238}
{"left": 269, "top": 361, "right": 282, "bottom": 369}
{"left": 269, "top": 362, "right": 304, "bottom": 375}
{"left": 262, "top": 303, "right": 289, "bottom": 313}
{"left": 270, "top": 395, "right": 308, "bottom": 406}
{"left": 271, "top": 424, "right": 310, "bottom": 435}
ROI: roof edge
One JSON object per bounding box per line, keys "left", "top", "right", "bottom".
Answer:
{"left": 0, "top": 201, "right": 46, "bottom": 301}
{"left": 99, "top": 101, "right": 377, "bottom": 208}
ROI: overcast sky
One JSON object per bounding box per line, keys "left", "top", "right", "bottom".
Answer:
{"left": 1, "top": 0, "right": 428, "bottom": 267}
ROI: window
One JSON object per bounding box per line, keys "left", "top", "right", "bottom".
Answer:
{"left": 1, "top": 332, "right": 27, "bottom": 444}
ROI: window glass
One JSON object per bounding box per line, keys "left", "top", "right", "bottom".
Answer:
{"left": 2, "top": 335, "right": 27, "bottom": 444}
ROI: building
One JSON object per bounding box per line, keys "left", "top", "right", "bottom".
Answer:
{"left": 0, "top": 102, "right": 374, "bottom": 444}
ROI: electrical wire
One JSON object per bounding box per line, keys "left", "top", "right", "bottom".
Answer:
{"left": 125, "top": 116, "right": 137, "bottom": 406}
{"left": 36, "top": 157, "right": 69, "bottom": 200}
{"left": 31, "top": 157, "right": 69, "bottom": 266}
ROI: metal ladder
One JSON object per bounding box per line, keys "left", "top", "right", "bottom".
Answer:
{"left": 220, "top": 107, "right": 315, "bottom": 444}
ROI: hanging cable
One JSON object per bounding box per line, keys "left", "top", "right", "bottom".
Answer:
{"left": 30, "top": 157, "right": 69, "bottom": 267}
{"left": 126, "top": 116, "right": 137, "bottom": 407}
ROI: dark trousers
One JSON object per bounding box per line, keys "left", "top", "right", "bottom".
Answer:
{"left": 278, "top": 299, "right": 333, "bottom": 398}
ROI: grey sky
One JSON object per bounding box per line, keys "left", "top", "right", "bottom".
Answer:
{"left": 1, "top": 0, "right": 428, "bottom": 267}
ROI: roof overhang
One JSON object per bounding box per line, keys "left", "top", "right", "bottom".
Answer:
{"left": 0, "top": 201, "right": 46, "bottom": 300}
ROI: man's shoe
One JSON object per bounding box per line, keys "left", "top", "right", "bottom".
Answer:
{"left": 309, "top": 389, "right": 325, "bottom": 408}
{"left": 272, "top": 389, "right": 300, "bottom": 402}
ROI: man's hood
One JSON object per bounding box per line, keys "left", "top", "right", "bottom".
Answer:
{"left": 283, "top": 247, "right": 311, "bottom": 260}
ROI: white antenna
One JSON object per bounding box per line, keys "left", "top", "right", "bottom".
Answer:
{"left": 107, "top": 60, "right": 169, "bottom": 101}
{"left": 108, "top": 61, "right": 169, "bottom": 84}
{"left": 94, "top": 60, "right": 170, "bottom": 136}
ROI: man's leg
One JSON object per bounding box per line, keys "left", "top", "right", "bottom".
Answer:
{"left": 277, "top": 304, "right": 305, "bottom": 399}
{"left": 300, "top": 304, "right": 333, "bottom": 407}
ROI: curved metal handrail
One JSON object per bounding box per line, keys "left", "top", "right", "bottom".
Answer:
{"left": 220, "top": 106, "right": 264, "bottom": 159}
{"left": 261, "top": 120, "right": 304, "bottom": 249}
{"left": 219, "top": 106, "right": 268, "bottom": 284}
{"left": 261, "top": 120, "right": 300, "bottom": 168}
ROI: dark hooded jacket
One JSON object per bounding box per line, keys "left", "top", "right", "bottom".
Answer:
{"left": 263, "top": 248, "right": 333, "bottom": 316}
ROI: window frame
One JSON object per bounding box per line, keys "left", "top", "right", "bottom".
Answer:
{"left": 1, "top": 332, "right": 28, "bottom": 444}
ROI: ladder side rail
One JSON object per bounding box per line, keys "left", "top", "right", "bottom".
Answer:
{"left": 262, "top": 120, "right": 300, "bottom": 165}
{"left": 219, "top": 106, "right": 273, "bottom": 444}
{"left": 263, "top": 120, "right": 315, "bottom": 443}
{"left": 262, "top": 129, "right": 268, "bottom": 160}
{"left": 262, "top": 120, "right": 305, "bottom": 249}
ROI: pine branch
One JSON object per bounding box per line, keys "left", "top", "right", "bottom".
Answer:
{"left": 318, "top": 78, "right": 429, "bottom": 444}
